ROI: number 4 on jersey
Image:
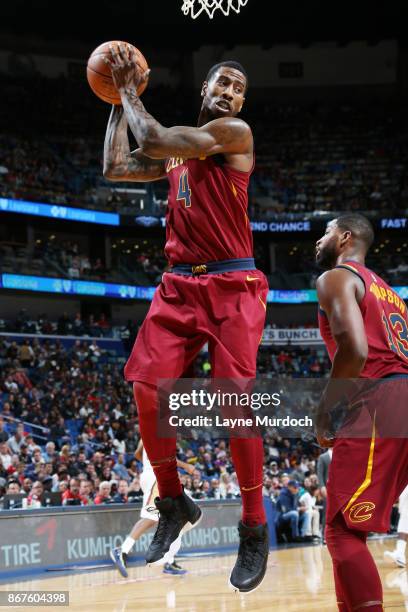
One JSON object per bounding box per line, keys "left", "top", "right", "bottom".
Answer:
{"left": 177, "top": 169, "right": 192, "bottom": 208}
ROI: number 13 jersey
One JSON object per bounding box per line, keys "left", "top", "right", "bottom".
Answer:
{"left": 318, "top": 260, "right": 408, "bottom": 378}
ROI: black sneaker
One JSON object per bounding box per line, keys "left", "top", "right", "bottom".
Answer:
{"left": 229, "top": 522, "right": 269, "bottom": 593}
{"left": 163, "top": 561, "right": 187, "bottom": 575}
{"left": 146, "top": 491, "right": 202, "bottom": 565}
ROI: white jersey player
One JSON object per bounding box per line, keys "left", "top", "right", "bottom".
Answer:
{"left": 110, "top": 439, "right": 195, "bottom": 577}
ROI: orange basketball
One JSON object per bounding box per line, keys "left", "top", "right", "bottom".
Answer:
{"left": 87, "top": 41, "right": 149, "bottom": 105}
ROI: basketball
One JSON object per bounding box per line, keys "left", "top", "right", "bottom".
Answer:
{"left": 87, "top": 41, "right": 149, "bottom": 105}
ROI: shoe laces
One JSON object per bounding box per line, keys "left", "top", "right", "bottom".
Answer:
{"left": 237, "top": 534, "right": 265, "bottom": 571}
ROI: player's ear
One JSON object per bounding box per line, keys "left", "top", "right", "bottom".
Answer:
{"left": 201, "top": 81, "right": 208, "bottom": 97}
{"left": 340, "top": 230, "right": 352, "bottom": 247}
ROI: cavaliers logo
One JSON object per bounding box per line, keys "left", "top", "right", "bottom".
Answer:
{"left": 348, "top": 501, "right": 376, "bottom": 523}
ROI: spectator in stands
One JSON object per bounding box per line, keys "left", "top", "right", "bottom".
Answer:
{"left": 267, "top": 461, "right": 281, "bottom": 478}
{"left": 31, "top": 447, "right": 45, "bottom": 468}
{"left": 299, "top": 484, "right": 321, "bottom": 541}
{"left": 79, "top": 480, "right": 93, "bottom": 505}
{"left": 262, "top": 474, "right": 274, "bottom": 499}
{"left": 6, "top": 480, "right": 21, "bottom": 495}
{"left": 124, "top": 431, "right": 138, "bottom": 454}
{"left": 290, "top": 459, "right": 306, "bottom": 484}
{"left": 93, "top": 259, "right": 106, "bottom": 277}
{"left": 97, "top": 313, "right": 110, "bottom": 334}
{"left": 112, "top": 453, "right": 129, "bottom": 482}
{"left": 65, "top": 452, "right": 80, "bottom": 477}
{"left": 58, "top": 481, "right": 69, "bottom": 495}
{"left": 22, "top": 477, "right": 33, "bottom": 495}
{"left": 218, "top": 473, "right": 235, "bottom": 499}
{"left": 94, "top": 481, "right": 112, "bottom": 504}
{"left": 276, "top": 480, "right": 305, "bottom": 542}
{"left": 88, "top": 340, "right": 102, "bottom": 363}
{"left": 0, "top": 417, "right": 9, "bottom": 443}
{"left": 25, "top": 481, "right": 43, "bottom": 508}
{"left": 87, "top": 315, "right": 100, "bottom": 337}
{"left": 50, "top": 417, "right": 70, "bottom": 446}
{"left": 0, "top": 442, "right": 12, "bottom": 471}
{"left": 11, "top": 461, "right": 27, "bottom": 485}
{"left": 208, "top": 478, "right": 221, "bottom": 499}
{"left": 7, "top": 423, "right": 25, "bottom": 454}
{"left": 18, "top": 442, "right": 30, "bottom": 465}
{"left": 19, "top": 340, "right": 34, "bottom": 368}
{"left": 62, "top": 477, "right": 87, "bottom": 505}
{"left": 72, "top": 312, "right": 84, "bottom": 335}
{"left": 24, "top": 435, "right": 37, "bottom": 455}
{"left": 57, "top": 313, "right": 71, "bottom": 335}
{"left": 112, "top": 479, "right": 128, "bottom": 503}
{"left": 41, "top": 475, "right": 53, "bottom": 492}
{"left": 42, "top": 441, "right": 57, "bottom": 463}
{"left": 4, "top": 373, "right": 18, "bottom": 394}
{"left": 191, "top": 477, "right": 205, "bottom": 500}
{"left": 127, "top": 476, "right": 143, "bottom": 502}
{"left": 73, "top": 450, "right": 88, "bottom": 473}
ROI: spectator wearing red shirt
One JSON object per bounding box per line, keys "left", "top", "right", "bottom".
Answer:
{"left": 62, "top": 477, "right": 88, "bottom": 505}
{"left": 26, "top": 481, "right": 43, "bottom": 506}
{"left": 94, "top": 481, "right": 112, "bottom": 504}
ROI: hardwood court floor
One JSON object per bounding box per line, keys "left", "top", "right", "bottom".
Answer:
{"left": 2, "top": 539, "right": 407, "bottom": 611}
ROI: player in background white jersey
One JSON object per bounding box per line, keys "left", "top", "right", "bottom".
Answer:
{"left": 110, "top": 439, "right": 195, "bottom": 576}
{"left": 385, "top": 485, "right": 408, "bottom": 568}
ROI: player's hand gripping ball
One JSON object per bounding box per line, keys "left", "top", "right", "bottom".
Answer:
{"left": 87, "top": 41, "right": 149, "bottom": 105}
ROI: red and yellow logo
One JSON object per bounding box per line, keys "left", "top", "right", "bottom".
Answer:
{"left": 348, "top": 501, "right": 376, "bottom": 523}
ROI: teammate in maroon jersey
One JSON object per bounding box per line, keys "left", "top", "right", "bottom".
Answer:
{"left": 315, "top": 213, "right": 408, "bottom": 611}
{"left": 103, "top": 44, "right": 269, "bottom": 593}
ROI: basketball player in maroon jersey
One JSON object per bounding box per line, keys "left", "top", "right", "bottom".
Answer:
{"left": 103, "top": 44, "right": 269, "bottom": 593}
{"left": 315, "top": 213, "right": 408, "bottom": 611}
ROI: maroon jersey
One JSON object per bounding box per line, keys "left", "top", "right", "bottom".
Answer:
{"left": 164, "top": 155, "right": 254, "bottom": 265}
{"left": 318, "top": 260, "right": 408, "bottom": 378}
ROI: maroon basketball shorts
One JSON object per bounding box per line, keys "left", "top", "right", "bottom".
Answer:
{"left": 124, "top": 270, "right": 269, "bottom": 383}
{"left": 326, "top": 435, "right": 408, "bottom": 532}
{"left": 326, "top": 376, "right": 408, "bottom": 531}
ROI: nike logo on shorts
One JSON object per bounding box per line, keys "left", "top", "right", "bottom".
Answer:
{"left": 246, "top": 275, "right": 259, "bottom": 281}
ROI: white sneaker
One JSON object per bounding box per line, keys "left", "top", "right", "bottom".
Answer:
{"left": 384, "top": 549, "right": 406, "bottom": 568}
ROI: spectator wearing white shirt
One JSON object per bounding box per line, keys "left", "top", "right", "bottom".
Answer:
{"left": 0, "top": 442, "right": 12, "bottom": 471}
{"left": 7, "top": 423, "right": 25, "bottom": 454}
{"left": 4, "top": 376, "right": 18, "bottom": 394}
{"left": 42, "top": 441, "right": 57, "bottom": 463}
{"left": 299, "top": 484, "right": 320, "bottom": 540}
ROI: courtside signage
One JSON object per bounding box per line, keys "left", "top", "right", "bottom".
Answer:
{"left": 0, "top": 198, "right": 120, "bottom": 226}
{"left": 1, "top": 274, "right": 155, "bottom": 300}
{"left": 1, "top": 274, "right": 407, "bottom": 304}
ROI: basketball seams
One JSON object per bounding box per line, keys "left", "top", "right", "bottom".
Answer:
{"left": 86, "top": 40, "right": 149, "bottom": 104}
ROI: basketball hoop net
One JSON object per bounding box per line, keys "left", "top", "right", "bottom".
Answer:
{"left": 181, "top": 0, "right": 249, "bottom": 19}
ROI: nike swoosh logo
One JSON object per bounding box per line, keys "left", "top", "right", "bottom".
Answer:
{"left": 246, "top": 275, "right": 259, "bottom": 281}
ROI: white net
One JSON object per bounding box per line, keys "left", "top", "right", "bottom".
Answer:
{"left": 181, "top": 0, "right": 249, "bottom": 19}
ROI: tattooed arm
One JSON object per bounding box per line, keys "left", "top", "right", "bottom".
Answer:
{"left": 105, "top": 43, "right": 252, "bottom": 164}
{"left": 103, "top": 105, "right": 166, "bottom": 182}
{"left": 120, "top": 90, "right": 251, "bottom": 160}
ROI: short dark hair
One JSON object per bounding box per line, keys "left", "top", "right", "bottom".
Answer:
{"left": 335, "top": 214, "right": 375, "bottom": 252}
{"left": 206, "top": 61, "right": 248, "bottom": 90}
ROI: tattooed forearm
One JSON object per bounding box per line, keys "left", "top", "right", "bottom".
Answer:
{"left": 103, "top": 106, "right": 131, "bottom": 176}
{"left": 118, "top": 84, "right": 252, "bottom": 160}
{"left": 103, "top": 104, "right": 166, "bottom": 181}
{"left": 120, "top": 86, "right": 166, "bottom": 154}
